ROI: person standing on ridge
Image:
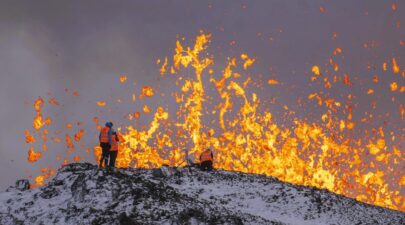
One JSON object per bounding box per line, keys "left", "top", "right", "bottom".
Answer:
{"left": 99, "top": 122, "right": 114, "bottom": 168}
{"left": 200, "top": 148, "right": 213, "bottom": 171}
{"left": 109, "top": 131, "right": 121, "bottom": 168}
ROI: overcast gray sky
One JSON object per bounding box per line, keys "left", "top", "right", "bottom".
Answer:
{"left": 0, "top": 0, "right": 403, "bottom": 192}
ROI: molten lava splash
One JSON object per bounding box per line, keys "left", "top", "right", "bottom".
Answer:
{"left": 66, "top": 134, "right": 75, "bottom": 150}
{"left": 74, "top": 129, "right": 85, "bottom": 142}
{"left": 267, "top": 79, "right": 279, "bottom": 85}
{"left": 111, "top": 33, "right": 402, "bottom": 211}
{"left": 29, "top": 97, "right": 53, "bottom": 162}
{"left": 25, "top": 33, "right": 403, "bottom": 212}
{"left": 96, "top": 101, "right": 106, "bottom": 107}
{"left": 34, "top": 175, "right": 44, "bottom": 187}
{"left": 34, "top": 167, "right": 55, "bottom": 187}
{"left": 33, "top": 97, "right": 45, "bottom": 130}
{"left": 102, "top": 106, "right": 170, "bottom": 168}
{"left": 25, "top": 130, "right": 36, "bottom": 144}
{"left": 119, "top": 75, "right": 128, "bottom": 83}
{"left": 28, "top": 146, "right": 41, "bottom": 163}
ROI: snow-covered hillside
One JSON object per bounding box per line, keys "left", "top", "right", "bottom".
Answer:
{"left": 0, "top": 163, "right": 404, "bottom": 225}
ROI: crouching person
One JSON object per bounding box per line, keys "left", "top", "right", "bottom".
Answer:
{"left": 200, "top": 148, "right": 213, "bottom": 171}
{"left": 109, "top": 132, "right": 120, "bottom": 168}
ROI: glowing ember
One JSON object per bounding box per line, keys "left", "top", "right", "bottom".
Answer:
{"left": 390, "top": 82, "right": 398, "bottom": 92}
{"left": 66, "top": 134, "right": 74, "bottom": 149}
{"left": 48, "top": 98, "right": 59, "bottom": 106}
{"left": 160, "top": 57, "right": 168, "bottom": 75}
{"left": 143, "top": 105, "right": 151, "bottom": 114}
{"left": 240, "top": 54, "right": 255, "bottom": 70}
{"left": 140, "top": 86, "right": 155, "bottom": 98}
{"left": 392, "top": 57, "right": 400, "bottom": 74}
{"left": 267, "top": 79, "right": 279, "bottom": 85}
{"left": 28, "top": 146, "right": 41, "bottom": 163}
{"left": 33, "top": 97, "right": 44, "bottom": 113}
{"left": 391, "top": 3, "right": 397, "bottom": 11}
{"left": 35, "top": 175, "right": 44, "bottom": 186}
{"left": 32, "top": 97, "right": 49, "bottom": 130}
{"left": 96, "top": 101, "right": 106, "bottom": 107}
{"left": 119, "top": 75, "right": 128, "bottom": 83}
{"left": 25, "top": 130, "right": 36, "bottom": 143}
{"left": 73, "top": 155, "right": 81, "bottom": 162}
{"left": 51, "top": 137, "right": 61, "bottom": 143}
{"left": 66, "top": 123, "right": 73, "bottom": 129}
{"left": 312, "top": 65, "right": 320, "bottom": 76}
{"left": 343, "top": 74, "right": 352, "bottom": 86}
{"left": 74, "top": 129, "right": 85, "bottom": 142}
{"left": 319, "top": 6, "right": 326, "bottom": 13}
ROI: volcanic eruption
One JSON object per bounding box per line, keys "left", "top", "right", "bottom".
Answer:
{"left": 21, "top": 30, "right": 404, "bottom": 213}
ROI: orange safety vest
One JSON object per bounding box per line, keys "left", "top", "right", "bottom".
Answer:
{"left": 111, "top": 134, "right": 118, "bottom": 151}
{"left": 200, "top": 150, "right": 213, "bottom": 162}
{"left": 100, "top": 127, "right": 110, "bottom": 143}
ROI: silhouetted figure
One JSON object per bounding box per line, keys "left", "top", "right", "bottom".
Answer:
{"left": 99, "top": 122, "right": 113, "bottom": 168}
{"left": 200, "top": 148, "right": 213, "bottom": 171}
{"left": 109, "top": 132, "right": 120, "bottom": 167}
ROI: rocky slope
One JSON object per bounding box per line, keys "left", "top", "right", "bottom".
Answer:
{"left": 0, "top": 163, "right": 404, "bottom": 225}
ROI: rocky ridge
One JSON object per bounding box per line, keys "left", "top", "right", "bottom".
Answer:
{"left": 0, "top": 163, "right": 403, "bottom": 225}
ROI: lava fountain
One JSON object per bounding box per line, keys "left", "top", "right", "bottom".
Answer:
{"left": 25, "top": 32, "right": 404, "bottom": 212}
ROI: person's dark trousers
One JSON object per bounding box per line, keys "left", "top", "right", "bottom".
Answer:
{"left": 200, "top": 161, "right": 213, "bottom": 171}
{"left": 109, "top": 151, "right": 118, "bottom": 167}
{"left": 99, "top": 143, "right": 111, "bottom": 168}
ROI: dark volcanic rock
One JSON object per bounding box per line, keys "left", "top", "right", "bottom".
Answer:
{"left": 0, "top": 163, "right": 403, "bottom": 225}
{"left": 6, "top": 179, "right": 30, "bottom": 192}
{"left": 16, "top": 180, "right": 30, "bottom": 191}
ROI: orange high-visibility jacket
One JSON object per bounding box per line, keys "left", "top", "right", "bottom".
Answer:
{"left": 111, "top": 134, "right": 118, "bottom": 151}
{"left": 100, "top": 127, "right": 110, "bottom": 143}
{"left": 200, "top": 150, "right": 213, "bottom": 162}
